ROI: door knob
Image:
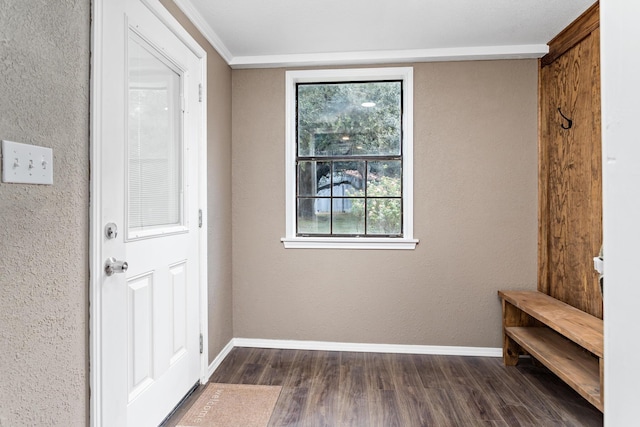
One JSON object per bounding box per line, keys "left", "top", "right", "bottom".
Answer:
{"left": 105, "top": 257, "right": 128, "bottom": 276}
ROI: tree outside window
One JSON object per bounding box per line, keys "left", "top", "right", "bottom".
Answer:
{"left": 296, "top": 80, "right": 403, "bottom": 237}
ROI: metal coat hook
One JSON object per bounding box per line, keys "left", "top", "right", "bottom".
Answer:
{"left": 558, "top": 107, "right": 573, "bottom": 130}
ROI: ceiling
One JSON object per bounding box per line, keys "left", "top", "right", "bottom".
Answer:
{"left": 172, "top": 0, "right": 595, "bottom": 69}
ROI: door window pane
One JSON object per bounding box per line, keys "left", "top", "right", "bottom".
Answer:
{"left": 128, "top": 34, "right": 183, "bottom": 233}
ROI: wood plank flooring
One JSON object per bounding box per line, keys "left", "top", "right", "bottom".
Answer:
{"left": 162, "top": 347, "right": 603, "bottom": 427}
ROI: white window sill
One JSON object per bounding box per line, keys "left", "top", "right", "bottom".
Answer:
{"left": 281, "top": 237, "right": 419, "bottom": 250}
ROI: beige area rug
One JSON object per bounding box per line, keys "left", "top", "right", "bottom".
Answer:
{"left": 176, "top": 383, "right": 282, "bottom": 427}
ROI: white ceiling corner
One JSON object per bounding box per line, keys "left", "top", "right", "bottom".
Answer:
{"left": 172, "top": 0, "right": 595, "bottom": 69}
{"left": 172, "top": 0, "right": 233, "bottom": 63}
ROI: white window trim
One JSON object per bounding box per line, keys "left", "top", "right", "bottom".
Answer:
{"left": 282, "top": 67, "right": 418, "bottom": 250}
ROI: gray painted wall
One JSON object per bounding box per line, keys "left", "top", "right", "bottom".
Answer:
{"left": 0, "top": 0, "right": 90, "bottom": 425}
{"left": 0, "top": 1, "right": 234, "bottom": 425}
{"left": 231, "top": 61, "right": 539, "bottom": 347}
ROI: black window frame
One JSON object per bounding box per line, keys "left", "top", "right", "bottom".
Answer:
{"left": 294, "top": 79, "right": 405, "bottom": 238}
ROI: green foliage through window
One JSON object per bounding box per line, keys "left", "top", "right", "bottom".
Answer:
{"left": 296, "top": 81, "right": 403, "bottom": 237}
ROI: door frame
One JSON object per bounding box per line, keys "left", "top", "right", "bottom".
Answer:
{"left": 89, "top": 1, "right": 208, "bottom": 425}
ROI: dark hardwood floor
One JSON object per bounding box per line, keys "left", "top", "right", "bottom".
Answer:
{"left": 162, "top": 347, "right": 603, "bottom": 427}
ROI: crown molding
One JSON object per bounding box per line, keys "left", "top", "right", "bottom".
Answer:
{"left": 229, "top": 44, "right": 549, "bottom": 69}
{"left": 165, "top": 3, "right": 548, "bottom": 70}
{"left": 172, "top": 0, "right": 233, "bottom": 63}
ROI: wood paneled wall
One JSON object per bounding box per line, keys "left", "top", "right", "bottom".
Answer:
{"left": 538, "top": 2, "right": 602, "bottom": 318}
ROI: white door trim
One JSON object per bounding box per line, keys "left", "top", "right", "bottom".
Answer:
{"left": 90, "top": 1, "right": 208, "bottom": 425}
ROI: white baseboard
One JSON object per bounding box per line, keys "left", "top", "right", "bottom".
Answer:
{"left": 206, "top": 339, "right": 235, "bottom": 381}
{"left": 205, "top": 338, "right": 501, "bottom": 379}
{"left": 231, "top": 338, "right": 502, "bottom": 358}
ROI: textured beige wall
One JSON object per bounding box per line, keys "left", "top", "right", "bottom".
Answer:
{"left": 0, "top": 1, "right": 233, "bottom": 425}
{"left": 0, "top": 1, "right": 90, "bottom": 425}
{"left": 0, "top": 3, "right": 536, "bottom": 423}
{"left": 232, "top": 61, "right": 538, "bottom": 347}
{"left": 160, "top": 0, "right": 234, "bottom": 361}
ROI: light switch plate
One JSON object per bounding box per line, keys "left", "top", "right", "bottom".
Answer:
{"left": 1, "top": 140, "right": 53, "bottom": 185}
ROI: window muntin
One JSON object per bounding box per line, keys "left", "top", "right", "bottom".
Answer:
{"left": 296, "top": 81, "right": 403, "bottom": 237}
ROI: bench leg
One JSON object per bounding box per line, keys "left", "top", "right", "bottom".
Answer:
{"left": 503, "top": 334, "right": 521, "bottom": 365}
{"left": 502, "top": 299, "right": 524, "bottom": 365}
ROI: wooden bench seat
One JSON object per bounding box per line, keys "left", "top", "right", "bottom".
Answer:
{"left": 498, "top": 290, "right": 603, "bottom": 412}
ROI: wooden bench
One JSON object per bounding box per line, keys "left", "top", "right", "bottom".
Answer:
{"left": 498, "top": 290, "right": 603, "bottom": 412}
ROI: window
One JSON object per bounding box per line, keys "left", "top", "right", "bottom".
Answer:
{"left": 282, "top": 68, "right": 418, "bottom": 249}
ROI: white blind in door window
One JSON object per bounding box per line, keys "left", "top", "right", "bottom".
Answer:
{"left": 127, "top": 34, "right": 183, "bottom": 233}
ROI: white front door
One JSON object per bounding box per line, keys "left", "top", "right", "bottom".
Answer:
{"left": 92, "top": 1, "right": 205, "bottom": 426}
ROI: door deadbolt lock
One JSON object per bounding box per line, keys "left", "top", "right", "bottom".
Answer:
{"left": 105, "top": 223, "right": 118, "bottom": 239}
{"left": 105, "top": 257, "right": 128, "bottom": 276}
